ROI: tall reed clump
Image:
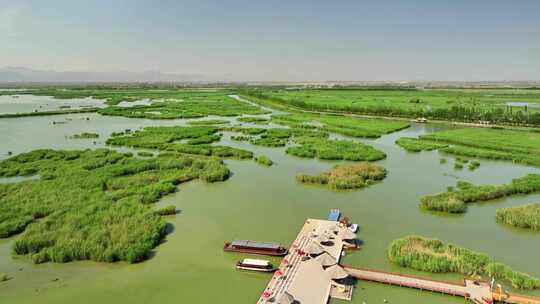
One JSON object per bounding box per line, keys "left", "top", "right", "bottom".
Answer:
{"left": 496, "top": 203, "right": 540, "bottom": 231}
{"left": 388, "top": 236, "right": 540, "bottom": 290}
{"left": 0, "top": 148, "right": 230, "bottom": 264}
{"left": 296, "top": 162, "right": 386, "bottom": 190}
{"left": 255, "top": 155, "right": 273, "bottom": 167}
{"left": 420, "top": 174, "right": 540, "bottom": 213}
{"left": 155, "top": 205, "right": 177, "bottom": 216}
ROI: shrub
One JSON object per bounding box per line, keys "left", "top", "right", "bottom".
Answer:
{"left": 255, "top": 156, "right": 273, "bottom": 166}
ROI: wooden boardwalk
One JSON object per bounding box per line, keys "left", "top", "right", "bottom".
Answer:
{"left": 344, "top": 266, "right": 540, "bottom": 304}
{"left": 253, "top": 215, "right": 540, "bottom": 304}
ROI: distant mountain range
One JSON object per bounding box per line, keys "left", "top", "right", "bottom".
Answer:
{"left": 0, "top": 67, "right": 207, "bottom": 83}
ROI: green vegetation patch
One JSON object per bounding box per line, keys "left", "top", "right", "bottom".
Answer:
{"left": 423, "top": 128, "right": 540, "bottom": 167}
{"left": 255, "top": 155, "right": 273, "bottom": 167}
{"left": 286, "top": 137, "right": 386, "bottom": 161}
{"left": 155, "top": 205, "right": 177, "bottom": 216}
{"left": 420, "top": 175, "right": 540, "bottom": 213}
{"left": 98, "top": 92, "right": 268, "bottom": 119}
{"left": 271, "top": 113, "right": 409, "bottom": 138}
{"left": 496, "top": 203, "right": 540, "bottom": 231}
{"left": 296, "top": 162, "right": 386, "bottom": 190}
{"left": 395, "top": 137, "right": 448, "bottom": 152}
{"left": 107, "top": 126, "right": 252, "bottom": 159}
{"left": 68, "top": 132, "right": 100, "bottom": 139}
{"left": 388, "top": 236, "right": 540, "bottom": 289}
{"left": 187, "top": 119, "right": 230, "bottom": 125}
{"left": 395, "top": 127, "right": 540, "bottom": 167}
{"left": 0, "top": 149, "right": 230, "bottom": 264}
{"left": 237, "top": 116, "right": 270, "bottom": 124}
{"left": 250, "top": 128, "right": 328, "bottom": 147}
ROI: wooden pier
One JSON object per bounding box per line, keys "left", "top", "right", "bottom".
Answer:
{"left": 344, "top": 266, "right": 540, "bottom": 304}
{"left": 256, "top": 218, "right": 356, "bottom": 304}
{"left": 254, "top": 215, "right": 540, "bottom": 304}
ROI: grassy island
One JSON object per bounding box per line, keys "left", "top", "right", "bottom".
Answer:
{"left": 0, "top": 149, "right": 230, "bottom": 263}
{"left": 395, "top": 137, "right": 448, "bottom": 152}
{"left": 255, "top": 155, "right": 273, "bottom": 166}
{"left": 106, "top": 126, "right": 253, "bottom": 159}
{"left": 496, "top": 203, "right": 540, "bottom": 231}
{"left": 286, "top": 138, "right": 386, "bottom": 161}
{"left": 296, "top": 162, "right": 386, "bottom": 190}
{"left": 271, "top": 113, "right": 410, "bottom": 138}
{"left": 420, "top": 175, "right": 540, "bottom": 213}
{"left": 388, "top": 236, "right": 540, "bottom": 290}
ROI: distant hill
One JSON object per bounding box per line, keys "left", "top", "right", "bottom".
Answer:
{"left": 0, "top": 66, "right": 206, "bottom": 83}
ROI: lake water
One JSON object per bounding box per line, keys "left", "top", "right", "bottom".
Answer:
{"left": 0, "top": 95, "right": 106, "bottom": 114}
{"left": 0, "top": 95, "right": 539, "bottom": 304}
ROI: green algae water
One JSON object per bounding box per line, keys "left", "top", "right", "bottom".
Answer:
{"left": 1, "top": 96, "right": 540, "bottom": 304}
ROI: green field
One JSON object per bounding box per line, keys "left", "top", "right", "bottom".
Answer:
{"left": 246, "top": 88, "right": 540, "bottom": 126}
{"left": 395, "top": 127, "right": 540, "bottom": 167}
{"left": 271, "top": 113, "right": 410, "bottom": 138}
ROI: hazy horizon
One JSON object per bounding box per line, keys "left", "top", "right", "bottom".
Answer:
{"left": 2, "top": 0, "right": 540, "bottom": 82}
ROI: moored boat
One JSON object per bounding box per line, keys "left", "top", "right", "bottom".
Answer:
{"left": 224, "top": 240, "right": 288, "bottom": 256}
{"left": 348, "top": 223, "right": 358, "bottom": 233}
{"left": 236, "top": 258, "right": 276, "bottom": 272}
{"left": 413, "top": 117, "right": 428, "bottom": 123}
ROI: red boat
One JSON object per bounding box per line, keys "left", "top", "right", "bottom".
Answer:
{"left": 224, "top": 240, "right": 288, "bottom": 256}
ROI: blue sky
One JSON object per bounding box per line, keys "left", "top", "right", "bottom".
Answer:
{"left": 1, "top": 0, "right": 539, "bottom": 81}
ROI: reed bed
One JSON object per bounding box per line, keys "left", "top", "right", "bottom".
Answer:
{"left": 106, "top": 126, "right": 252, "bottom": 159}
{"left": 0, "top": 149, "right": 229, "bottom": 264}
{"left": 496, "top": 203, "right": 540, "bottom": 231}
{"left": 296, "top": 162, "right": 386, "bottom": 190}
{"left": 395, "top": 137, "right": 448, "bottom": 152}
{"left": 287, "top": 138, "right": 386, "bottom": 161}
{"left": 388, "top": 236, "right": 540, "bottom": 289}
{"left": 420, "top": 174, "right": 540, "bottom": 213}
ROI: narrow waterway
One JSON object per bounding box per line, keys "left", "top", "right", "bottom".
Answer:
{"left": 0, "top": 95, "right": 539, "bottom": 304}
